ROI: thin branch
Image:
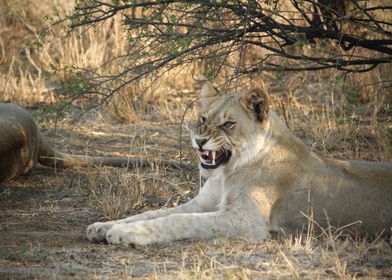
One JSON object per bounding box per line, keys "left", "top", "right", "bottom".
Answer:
{"left": 52, "top": 0, "right": 392, "bottom": 100}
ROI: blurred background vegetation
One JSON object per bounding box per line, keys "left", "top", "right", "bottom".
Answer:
{"left": 0, "top": 0, "right": 391, "bottom": 160}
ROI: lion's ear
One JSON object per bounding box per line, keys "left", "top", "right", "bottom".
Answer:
{"left": 242, "top": 87, "right": 270, "bottom": 122}
{"left": 200, "top": 81, "right": 218, "bottom": 109}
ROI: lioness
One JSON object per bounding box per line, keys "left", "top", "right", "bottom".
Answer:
{"left": 0, "top": 103, "right": 182, "bottom": 183}
{"left": 87, "top": 82, "right": 392, "bottom": 245}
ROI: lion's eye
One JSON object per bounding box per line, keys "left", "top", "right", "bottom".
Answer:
{"left": 199, "top": 116, "right": 206, "bottom": 125}
{"left": 222, "top": 121, "right": 235, "bottom": 129}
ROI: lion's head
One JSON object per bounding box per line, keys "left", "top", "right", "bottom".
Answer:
{"left": 190, "top": 82, "right": 271, "bottom": 173}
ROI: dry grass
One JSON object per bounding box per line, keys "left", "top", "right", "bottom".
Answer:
{"left": 265, "top": 69, "right": 392, "bottom": 162}
{"left": 0, "top": 1, "right": 392, "bottom": 279}
{"left": 80, "top": 167, "right": 197, "bottom": 221}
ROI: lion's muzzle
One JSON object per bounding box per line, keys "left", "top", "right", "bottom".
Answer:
{"left": 197, "top": 148, "right": 231, "bottom": 169}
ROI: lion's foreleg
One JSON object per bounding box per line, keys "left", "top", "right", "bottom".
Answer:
{"left": 86, "top": 178, "right": 221, "bottom": 242}
{"left": 104, "top": 211, "right": 247, "bottom": 245}
{"left": 105, "top": 204, "right": 270, "bottom": 245}
{"left": 86, "top": 200, "right": 202, "bottom": 242}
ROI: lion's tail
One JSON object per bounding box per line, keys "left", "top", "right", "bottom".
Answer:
{"left": 37, "top": 138, "right": 189, "bottom": 169}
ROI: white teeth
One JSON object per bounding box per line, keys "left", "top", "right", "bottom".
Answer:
{"left": 198, "top": 150, "right": 220, "bottom": 166}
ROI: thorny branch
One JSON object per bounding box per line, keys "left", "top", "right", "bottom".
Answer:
{"left": 61, "top": 0, "right": 392, "bottom": 100}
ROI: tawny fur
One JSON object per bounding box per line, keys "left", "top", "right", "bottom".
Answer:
{"left": 87, "top": 83, "right": 392, "bottom": 245}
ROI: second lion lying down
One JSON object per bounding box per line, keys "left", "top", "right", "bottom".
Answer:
{"left": 87, "top": 82, "right": 392, "bottom": 245}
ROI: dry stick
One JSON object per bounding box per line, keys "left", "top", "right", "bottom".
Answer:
{"left": 279, "top": 100, "right": 290, "bottom": 129}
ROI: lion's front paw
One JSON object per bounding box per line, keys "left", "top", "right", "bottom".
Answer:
{"left": 105, "top": 224, "right": 133, "bottom": 245}
{"left": 105, "top": 223, "right": 155, "bottom": 245}
{"left": 86, "top": 221, "right": 115, "bottom": 243}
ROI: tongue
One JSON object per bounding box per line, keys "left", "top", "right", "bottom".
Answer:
{"left": 201, "top": 150, "right": 223, "bottom": 165}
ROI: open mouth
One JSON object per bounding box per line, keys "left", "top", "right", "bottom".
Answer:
{"left": 197, "top": 149, "right": 231, "bottom": 169}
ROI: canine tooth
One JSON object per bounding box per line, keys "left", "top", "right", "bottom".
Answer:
{"left": 212, "top": 151, "right": 216, "bottom": 160}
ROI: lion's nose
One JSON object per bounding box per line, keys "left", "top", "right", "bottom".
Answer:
{"left": 196, "top": 138, "right": 208, "bottom": 149}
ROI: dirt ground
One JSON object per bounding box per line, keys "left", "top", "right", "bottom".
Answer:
{"left": 0, "top": 102, "right": 392, "bottom": 280}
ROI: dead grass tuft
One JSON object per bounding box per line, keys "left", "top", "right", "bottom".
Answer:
{"left": 76, "top": 164, "right": 198, "bottom": 221}
{"left": 82, "top": 169, "right": 147, "bottom": 220}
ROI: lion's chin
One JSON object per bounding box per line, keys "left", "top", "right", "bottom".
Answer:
{"left": 198, "top": 149, "right": 231, "bottom": 169}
